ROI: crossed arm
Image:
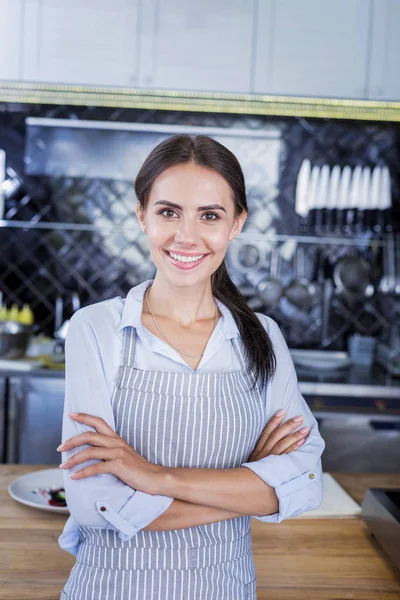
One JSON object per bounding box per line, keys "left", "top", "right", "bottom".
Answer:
{"left": 59, "top": 312, "right": 324, "bottom": 553}
{"left": 142, "top": 467, "right": 279, "bottom": 531}
{"left": 60, "top": 410, "right": 279, "bottom": 531}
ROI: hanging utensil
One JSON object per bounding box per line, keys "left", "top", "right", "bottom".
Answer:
{"left": 285, "top": 245, "right": 317, "bottom": 311}
{"left": 53, "top": 292, "right": 81, "bottom": 353}
{"left": 307, "top": 165, "right": 320, "bottom": 234}
{"left": 347, "top": 165, "right": 362, "bottom": 234}
{"left": 355, "top": 166, "right": 371, "bottom": 234}
{"left": 258, "top": 247, "right": 283, "bottom": 311}
{"left": 326, "top": 164, "right": 341, "bottom": 233}
{"left": 369, "top": 165, "right": 381, "bottom": 234}
{"left": 313, "top": 164, "right": 330, "bottom": 235}
{"left": 381, "top": 166, "right": 392, "bottom": 233}
{"left": 335, "top": 165, "right": 352, "bottom": 234}
{"left": 333, "top": 252, "right": 372, "bottom": 304}
{"left": 295, "top": 159, "right": 311, "bottom": 234}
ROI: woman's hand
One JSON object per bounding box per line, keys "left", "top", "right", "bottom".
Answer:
{"left": 57, "top": 412, "right": 163, "bottom": 495}
{"left": 248, "top": 410, "right": 309, "bottom": 461}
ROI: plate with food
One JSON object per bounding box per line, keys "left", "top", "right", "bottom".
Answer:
{"left": 8, "top": 468, "right": 69, "bottom": 513}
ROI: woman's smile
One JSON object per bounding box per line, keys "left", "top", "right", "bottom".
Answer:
{"left": 163, "top": 249, "right": 210, "bottom": 270}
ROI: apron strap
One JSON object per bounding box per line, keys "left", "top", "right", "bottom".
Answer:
{"left": 120, "top": 326, "right": 138, "bottom": 368}
{"left": 231, "top": 335, "right": 247, "bottom": 369}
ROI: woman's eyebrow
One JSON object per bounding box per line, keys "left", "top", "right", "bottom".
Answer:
{"left": 154, "top": 200, "right": 227, "bottom": 213}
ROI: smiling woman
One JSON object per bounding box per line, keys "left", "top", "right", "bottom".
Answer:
{"left": 58, "top": 134, "right": 325, "bottom": 600}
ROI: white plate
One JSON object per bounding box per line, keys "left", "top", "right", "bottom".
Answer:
{"left": 8, "top": 468, "right": 69, "bottom": 514}
{"left": 290, "top": 349, "right": 351, "bottom": 371}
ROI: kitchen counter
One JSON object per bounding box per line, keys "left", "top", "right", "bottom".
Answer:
{"left": 0, "top": 465, "right": 399, "bottom": 599}
{"left": 1, "top": 361, "right": 400, "bottom": 397}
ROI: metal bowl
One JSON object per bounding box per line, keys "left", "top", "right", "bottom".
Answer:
{"left": 0, "top": 321, "right": 33, "bottom": 359}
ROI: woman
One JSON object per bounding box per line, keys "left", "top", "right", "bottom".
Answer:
{"left": 58, "top": 134, "right": 325, "bottom": 600}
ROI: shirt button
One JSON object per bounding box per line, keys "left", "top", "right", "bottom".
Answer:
{"left": 100, "top": 506, "right": 107, "bottom": 512}
{"left": 309, "top": 473, "right": 315, "bottom": 479}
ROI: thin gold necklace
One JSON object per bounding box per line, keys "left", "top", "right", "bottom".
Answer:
{"left": 144, "top": 286, "right": 218, "bottom": 358}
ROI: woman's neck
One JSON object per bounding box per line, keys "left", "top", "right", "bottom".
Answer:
{"left": 145, "top": 276, "right": 217, "bottom": 327}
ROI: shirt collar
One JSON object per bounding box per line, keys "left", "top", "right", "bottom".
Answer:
{"left": 117, "top": 279, "right": 239, "bottom": 340}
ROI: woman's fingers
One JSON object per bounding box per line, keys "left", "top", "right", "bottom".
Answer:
{"left": 68, "top": 460, "right": 116, "bottom": 480}
{"left": 258, "top": 410, "right": 287, "bottom": 439}
{"left": 67, "top": 412, "right": 116, "bottom": 435}
{"left": 264, "top": 419, "right": 307, "bottom": 453}
{"left": 58, "top": 431, "right": 122, "bottom": 452}
{"left": 270, "top": 431, "right": 309, "bottom": 455}
{"left": 60, "top": 446, "right": 122, "bottom": 470}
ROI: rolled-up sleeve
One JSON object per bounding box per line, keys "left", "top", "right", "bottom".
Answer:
{"left": 58, "top": 309, "right": 174, "bottom": 556}
{"left": 241, "top": 315, "right": 325, "bottom": 523}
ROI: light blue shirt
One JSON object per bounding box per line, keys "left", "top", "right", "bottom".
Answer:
{"left": 59, "top": 280, "right": 325, "bottom": 556}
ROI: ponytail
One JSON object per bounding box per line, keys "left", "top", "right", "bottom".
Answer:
{"left": 212, "top": 261, "right": 276, "bottom": 391}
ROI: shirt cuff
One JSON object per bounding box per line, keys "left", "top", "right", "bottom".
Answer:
{"left": 241, "top": 454, "right": 321, "bottom": 523}
{"left": 58, "top": 516, "right": 81, "bottom": 557}
{"left": 95, "top": 492, "right": 174, "bottom": 541}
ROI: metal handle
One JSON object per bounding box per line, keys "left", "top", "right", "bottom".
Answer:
{"left": 6, "top": 377, "right": 23, "bottom": 463}
{"left": 54, "top": 295, "right": 64, "bottom": 334}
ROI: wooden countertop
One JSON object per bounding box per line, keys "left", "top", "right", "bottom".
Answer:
{"left": 1, "top": 465, "right": 400, "bottom": 600}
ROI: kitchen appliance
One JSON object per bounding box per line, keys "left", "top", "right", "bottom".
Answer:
{"left": 6, "top": 374, "right": 65, "bottom": 464}
{"left": 0, "top": 321, "right": 33, "bottom": 359}
{"left": 362, "top": 487, "right": 400, "bottom": 571}
{"left": 0, "top": 374, "right": 5, "bottom": 463}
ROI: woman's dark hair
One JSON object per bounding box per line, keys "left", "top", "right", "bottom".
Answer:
{"left": 134, "top": 134, "right": 276, "bottom": 391}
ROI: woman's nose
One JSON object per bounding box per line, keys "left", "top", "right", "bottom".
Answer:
{"left": 174, "top": 220, "right": 199, "bottom": 245}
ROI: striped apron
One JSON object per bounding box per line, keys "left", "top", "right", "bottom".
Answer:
{"left": 61, "top": 325, "right": 266, "bottom": 599}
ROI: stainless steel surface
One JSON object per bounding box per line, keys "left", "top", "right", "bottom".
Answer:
{"left": 301, "top": 381, "right": 400, "bottom": 399}
{"left": 6, "top": 376, "right": 22, "bottom": 463}
{"left": 26, "top": 118, "right": 281, "bottom": 180}
{"left": 315, "top": 411, "right": 400, "bottom": 473}
{"left": 361, "top": 489, "right": 400, "bottom": 570}
{"left": 0, "top": 321, "right": 32, "bottom": 359}
{"left": 0, "top": 375, "right": 6, "bottom": 463}
{"left": 26, "top": 117, "right": 282, "bottom": 138}
{"left": 6, "top": 375, "right": 65, "bottom": 464}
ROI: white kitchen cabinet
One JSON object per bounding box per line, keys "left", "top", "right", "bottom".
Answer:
{"left": 0, "top": 0, "right": 23, "bottom": 80}
{"left": 368, "top": 0, "right": 400, "bottom": 101}
{"left": 21, "top": 0, "right": 139, "bottom": 87}
{"left": 138, "top": 0, "right": 256, "bottom": 93}
{"left": 253, "top": 0, "right": 371, "bottom": 99}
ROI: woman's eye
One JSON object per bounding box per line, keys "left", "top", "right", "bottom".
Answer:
{"left": 202, "top": 212, "right": 219, "bottom": 220}
{"left": 159, "top": 209, "right": 177, "bottom": 218}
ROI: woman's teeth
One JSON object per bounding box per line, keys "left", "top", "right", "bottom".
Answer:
{"left": 168, "top": 251, "right": 205, "bottom": 263}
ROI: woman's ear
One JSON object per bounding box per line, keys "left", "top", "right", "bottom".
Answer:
{"left": 135, "top": 202, "right": 146, "bottom": 232}
{"left": 231, "top": 211, "right": 247, "bottom": 240}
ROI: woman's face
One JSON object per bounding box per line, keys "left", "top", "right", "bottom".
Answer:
{"left": 136, "top": 163, "right": 246, "bottom": 288}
